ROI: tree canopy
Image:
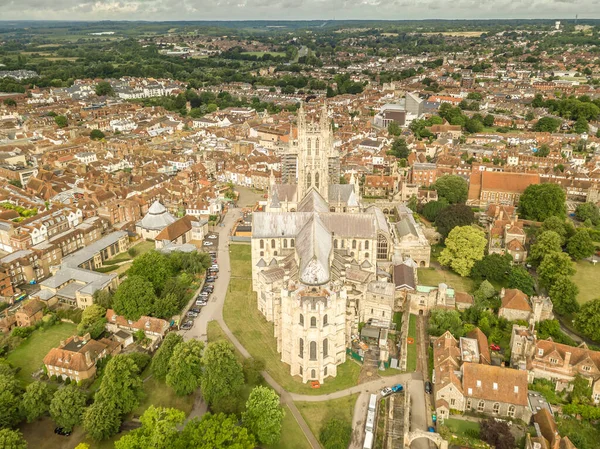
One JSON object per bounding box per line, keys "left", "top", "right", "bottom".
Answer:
{"left": 200, "top": 341, "right": 244, "bottom": 405}
{"left": 319, "top": 417, "right": 352, "bottom": 449}
{"left": 179, "top": 413, "right": 256, "bottom": 449}
{"left": 77, "top": 304, "right": 107, "bottom": 339}
{"left": 428, "top": 309, "right": 465, "bottom": 338}
{"left": 518, "top": 184, "right": 566, "bottom": 222}
{"left": 22, "top": 380, "right": 53, "bottom": 423}
{"left": 470, "top": 254, "right": 511, "bottom": 283}
{"left": 575, "top": 298, "right": 600, "bottom": 342}
{"left": 433, "top": 175, "right": 468, "bottom": 204}
{"left": 507, "top": 266, "right": 536, "bottom": 296}
{"left": 112, "top": 275, "right": 157, "bottom": 320}
{"left": 529, "top": 231, "right": 563, "bottom": 266}
{"left": 548, "top": 275, "right": 580, "bottom": 316}
{"left": 114, "top": 406, "right": 185, "bottom": 449}
{"left": 242, "top": 387, "right": 284, "bottom": 446}
{"left": 166, "top": 340, "right": 204, "bottom": 396}
{"left": 434, "top": 204, "right": 475, "bottom": 238}
{"left": 566, "top": 229, "right": 595, "bottom": 260}
{"left": 575, "top": 203, "right": 600, "bottom": 226}
{"left": 0, "top": 373, "right": 22, "bottom": 428}
{"left": 95, "top": 81, "right": 115, "bottom": 97}
{"left": 151, "top": 332, "right": 184, "bottom": 380}
{"left": 0, "top": 429, "right": 27, "bottom": 449}
{"left": 128, "top": 251, "right": 175, "bottom": 295}
{"left": 50, "top": 384, "right": 87, "bottom": 432}
{"left": 438, "top": 226, "right": 487, "bottom": 276}
{"left": 538, "top": 252, "right": 576, "bottom": 289}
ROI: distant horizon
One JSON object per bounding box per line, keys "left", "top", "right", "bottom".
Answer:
{"left": 0, "top": 18, "right": 598, "bottom": 23}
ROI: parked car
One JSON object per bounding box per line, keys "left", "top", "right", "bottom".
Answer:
{"left": 391, "top": 384, "right": 403, "bottom": 393}
{"left": 425, "top": 381, "right": 432, "bottom": 394}
{"left": 54, "top": 428, "right": 71, "bottom": 437}
{"left": 186, "top": 311, "right": 199, "bottom": 318}
{"left": 190, "top": 307, "right": 201, "bottom": 313}
{"left": 428, "top": 427, "right": 435, "bottom": 433}
{"left": 208, "top": 234, "right": 218, "bottom": 239}
{"left": 490, "top": 344, "right": 501, "bottom": 351}
{"left": 206, "top": 277, "right": 215, "bottom": 283}
{"left": 180, "top": 321, "right": 193, "bottom": 330}
{"left": 381, "top": 387, "right": 393, "bottom": 397}
{"left": 203, "top": 241, "right": 213, "bottom": 246}
{"left": 195, "top": 299, "right": 207, "bottom": 306}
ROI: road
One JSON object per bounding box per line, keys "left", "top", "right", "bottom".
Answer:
{"left": 176, "top": 186, "right": 431, "bottom": 449}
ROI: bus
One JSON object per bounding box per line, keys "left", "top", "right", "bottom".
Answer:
{"left": 368, "top": 393, "right": 377, "bottom": 412}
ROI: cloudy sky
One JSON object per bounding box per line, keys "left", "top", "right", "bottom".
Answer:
{"left": 0, "top": 0, "right": 598, "bottom": 21}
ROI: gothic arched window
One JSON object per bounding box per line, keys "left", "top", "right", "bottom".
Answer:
{"left": 260, "top": 240, "right": 264, "bottom": 249}
{"left": 365, "top": 240, "right": 369, "bottom": 250}
{"left": 299, "top": 338, "right": 304, "bottom": 358}
{"left": 310, "top": 317, "right": 317, "bottom": 328}
{"left": 315, "top": 172, "right": 320, "bottom": 189}
{"left": 306, "top": 172, "right": 312, "bottom": 190}
{"left": 315, "top": 138, "right": 320, "bottom": 155}
{"left": 323, "top": 315, "right": 328, "bottom": 326}
{"left": 307, "top": 138, "right": 311, "bottom": 155}
{"left": 309, "top": 341, "right": 317, "bottom": 360}
{"left": 271, "top": 239, "right": 276, "bottom": 249}
{"left": 283, "top": 239, "right": 288, "bottom": 249}
{"left": 352, "top": 240, "right": 357, "bottom": 249}
{"left": 291, "top": 239, "right": 295, "bottom": 248}
{"left": 323, "top": 339, "right": 328, "bottom": 357}
{"left": 299, "top": 314, "right": 304, "bottom": 326}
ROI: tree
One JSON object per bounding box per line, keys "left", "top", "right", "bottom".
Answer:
{"left": 508, "top": 266, "right": 536, "bottom": 296}
{"left": 407, "top": 195, "right": 418, "bottom": 212}
{"left": 428, "top": 309, "right": 465, "bottom": 337}
{"left": 152, "top": 293, "right": 180, "bottom": 320}
{"left": 529, "top": 231, "right": 563, "bottom": 266}
{"left": 151, "top": 332, "right": 183, "bottom": 381}
{"left": 575, "top": 298, "right": 600, "bottom": 342}
{"left": 421, "top": 199, "right": 448, "bottom": 222}
{"left": 387, "top": 122, "right": 401, "bottom": 136}
{"left": 128, "top": 251, "right": 174, "bottom": 295}
{"left": 0, "top": 374, "right": 22, "bottom": 428}
{"left": 90, "top": 129, "right": 105, "bottom": 140}
{"left": 3, "top": 99, "right": 16, "bottom": 107}
{"left": 533, "top": 116, "right": 561, "bottom": 133}
{"left": 574, "top": 116, "right": 589, "bottom": 134}
{"left": 549, "top": 276, "right": 580, "bottom": 316}
{"left": 433, "top": 175, "right": 468, "bottom": 204}
{"left": 77, "top": 304, "right": 107, "bottom": 339}
{"left": 570, "top": 374, "right": 592, "bottom": 404}
{"left": 114, "top": 406, "right": 185, "bottom": 449}
{"left": 575, "top": 203, "right": 600, "bottom": 225}
{"left": 439, "top": 226, "right": 487, "bottom": 277}
{"left": 180, "top": 413, "right": 255, "bottom": 449}
{"left": 518, "top": 184, "right": 566, "bottom": 221}
{"left": 470, "top": 253, "right": 511, "bottom": 283}
{"left": 166, "top": 340, "right": 204, "bottom": 396}
{"left": 201, "top": 341, "right": 244, "bottom": 405}
{"left": 0, "top": 429, "right": 27, "bottom": 449}
{"left": 112, "top": 275, "right": 157, "bottom": 320}
{"left": 243, "top": 387, "right": 284, "bottom": 446}
{"left": 319, "top": 417, "right": 352, "bottom": 449}
{"left": 566, "top": 229, "right": 595, "bottom": 260}
{"left": 22, "top": 380, "right": 53, "bottom": 422}
{"left": 95, "top": 81, "right": 115, "bottom": 97}
{"left": 483, "top": 114, "right": 495, "bottom": 127}
{"left": 54, "top": 115, "right": 68, "bottom": 128}
{"left": 538, "top": 252, "right": 575, "bottom": 289}
{"left": 95, "top": 354, "right": 143, "bottom": 415}
{"left": 540, "top": 216, "right": 574, "bottom": 244}
{"left": 50, "top": 384, "right": 87, "bottom": 432}
{"left": 388, "top": 137, "right": 409, "bottom": 159}
{"left": 465, "top": 117, "right": 483, "bottom": 133}
{"left": 480, "top": 418, "right": 515, "bottom": 449}
{"left": 434, "top": 204, "right": 474, "bottom": 238}
{"left": 93, "top": 289, "right": 113, "bottom": 309}
{"left": 83, "top": 400, "right": 121, "bottom": 441}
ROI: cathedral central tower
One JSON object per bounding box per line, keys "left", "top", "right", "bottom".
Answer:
{"left": 296, "top": 102, "right": 335, "bottom": 200}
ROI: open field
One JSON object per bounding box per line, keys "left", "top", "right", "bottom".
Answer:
{"left": 7, "top": 322, "right": 77, "bottom": 384}
{"left": 133, "top": 376, "right": 196, "bottom": 417}
{"left": 417, "top": 267, "right": 475, "bottom": 293}
{"left": 223, "top": 245, "right": 361, "bottom": 395}
{"left": 242, "top": 51, "right": 286, "bottom": 57}
{"left": 572, "top": 260, "right": 600, "bottom": 304}
{"left": 296, "top": 394, "right": 358, "bottom": 442}
{"left": 423, "top": 31, "right": 485, "bottom": 37}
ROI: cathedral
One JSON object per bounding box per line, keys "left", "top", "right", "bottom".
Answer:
{"left": 251, "top": 103, "right": 400, "bottom": 383}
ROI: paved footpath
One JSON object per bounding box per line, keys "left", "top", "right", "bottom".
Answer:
{"left": 178, "top": 203, "right": 428, "bottom": 449}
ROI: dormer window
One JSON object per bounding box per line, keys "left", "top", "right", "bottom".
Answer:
{"left": 583, "top": 366, "right": 591, "bottom": 372}
{"left": 538, "top": 348, "right": 543, "bottom": 356}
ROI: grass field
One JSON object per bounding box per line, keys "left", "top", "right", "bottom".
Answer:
{"left": 417, "top": 267, "right": 475, "bottom": 293}
{"left": 407, "top": 315, "right": 417, "bottom": 372}
{"left": 296, "top": 394, "right": 358, "bottom": 442}
{"left": 102, "top": 240, "right": 155, "bottom": 265}
{"left": 572, "top": 260, "right": 600, "bottom": 304}
{"left": 223, "top": 245, "right": 361, "bottom": 395}
{"left": 133, "top": 376, "right": 196, "bottom": 417}
{"left": 444, "top": 418, "right": 480, "bottom": 435}
{"left": 7, "top": 322, "right": 77, "bottom": 384}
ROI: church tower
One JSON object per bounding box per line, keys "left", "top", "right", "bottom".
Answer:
{"left": 296, "top": 102, "right": 335, "bottom": 200}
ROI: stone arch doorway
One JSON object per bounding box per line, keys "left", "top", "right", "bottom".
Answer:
{"left": 406, "top": 430, "right": 448, "bottom": 449}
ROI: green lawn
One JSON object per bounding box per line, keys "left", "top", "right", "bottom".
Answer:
{"left": 444, "top": 418, "right": 480, "bottom": 435}
{"left": 133, "top": 376, "right": 196, "bottom": 417}
{"left": 407, "top": 314, "right": 417, "bottom": 372}
{"left": 572, "top": 260, "right": 600, "bottom": 304}
{"left": 417, "top": 267, "right": 475, "bottom": 293}
{"left": 439, "top": 418, "right": 483, "bottom": 448}
{"left": 296, "top": 394, "right": 358, "bottom": 442}
{"left": 7, "top": 322, "right": 77, "bottom": 384}
{"left": 269, "top": 405, "right": 311, "bottom": 449}
{"left": 223, "top": 245, "right": 361, "bottom": 395}
{"left": 102, "top": 240, "right": 155, "bottom": 265}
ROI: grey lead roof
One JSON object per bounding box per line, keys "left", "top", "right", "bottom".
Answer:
{"left": 296, "top": 214, "right": 332, "bottom": 286}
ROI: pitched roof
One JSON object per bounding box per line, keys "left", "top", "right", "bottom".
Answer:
{"left": 501, "top": 288, "right": 532, "bottom": 312}
{"left": 393, "top": 263, "right": 416, "bottom": 290}
{"left": 480, "top": 171, "right": 541, "bottom": 194}
{"left": 462, "top": 363, "right": 529, "bottom": 406}
{"left": 154, "top": 215, "right": 195, "bottom": 241}
{"left": 43, "top": 335, "right": 107, "bottom": 373}
{"left": 105, "top": 309, "right": 169, "bottom": 335}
